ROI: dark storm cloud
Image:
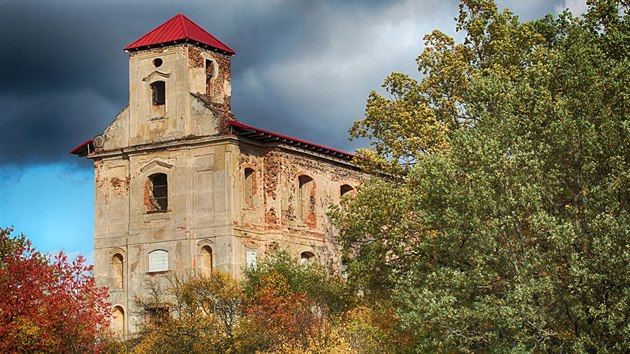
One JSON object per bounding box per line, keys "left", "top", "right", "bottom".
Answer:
{"left": 0, "top": 0, "right": 565, "bottom": 167}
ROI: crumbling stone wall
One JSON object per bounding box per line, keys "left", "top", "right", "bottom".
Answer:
{"left": 234, "top": 144, "right": 364, "bottom": 269}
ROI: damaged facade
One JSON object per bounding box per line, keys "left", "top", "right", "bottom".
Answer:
{"left": 71, "top": 14, "right": 364, "bottom": 335}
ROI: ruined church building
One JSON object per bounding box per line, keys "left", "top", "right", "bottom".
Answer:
{"left": 71, "top": 14, "right": 363, "bottom": 334}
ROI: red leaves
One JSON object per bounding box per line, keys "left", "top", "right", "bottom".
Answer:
{"left": 0, "top": 230, "right": 111, "bottom": 353}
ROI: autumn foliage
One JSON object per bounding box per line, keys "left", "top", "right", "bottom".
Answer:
{"left": 0, "top": 227, "right": 111, "bottom": 353}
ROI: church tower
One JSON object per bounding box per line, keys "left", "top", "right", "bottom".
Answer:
{"left": 71, "top": 14, "right": 363, "bottom": 336}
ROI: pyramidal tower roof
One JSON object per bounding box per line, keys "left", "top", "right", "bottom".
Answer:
{"left": 124, "top": 13, "right": 235, "bottom": 55}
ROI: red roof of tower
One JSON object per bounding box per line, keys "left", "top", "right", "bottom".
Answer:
{"left": 124, "top": 13, "right": 235, "bottom": 55}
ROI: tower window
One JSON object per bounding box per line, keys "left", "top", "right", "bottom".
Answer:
{"left": 145, "top": 173, "right": 168, "bottom": 212}
{"left": 151, "top": 81, "right": 165, "bottom": 106}
{"left": 205, "top": 59, "right": 214, "bottom": 93}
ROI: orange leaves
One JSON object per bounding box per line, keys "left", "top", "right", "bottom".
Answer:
{"left": 0, "top": 227, "right": 111, "bottom": 353}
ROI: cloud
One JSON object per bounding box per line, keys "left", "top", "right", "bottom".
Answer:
{"left": 0, "top": 0, "right": 568, "bottom": 167}
{"left": 556, "top": 0, "right": 589, "bottom": 16}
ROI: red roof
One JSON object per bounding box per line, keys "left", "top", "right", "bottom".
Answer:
{"left": 227, "top": 120, "right": 355, "bottom": 161}
{"left": 69, "top": 139, "right": 93, "bottom": 157}
{"left": 125, "top": 13, "right": 235, "bottom": 55}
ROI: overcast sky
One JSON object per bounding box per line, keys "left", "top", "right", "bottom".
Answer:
{"left": 0, "top": 0, "right": 586, "bottom": 262}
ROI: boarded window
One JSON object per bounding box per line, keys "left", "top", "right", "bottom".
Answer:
{"left": 148, "top": 250, "right": 168, "bottom": 272}
{"left": 112, "top": 306, "right": 125, "bottom": 336}
{"left": 300, "top": 251, "right": 315, "bottom": 266}
{"left": 199, "top": 246, "right": 213, "bottom": 275}
{"left": 151, "top": 81, "right": 165, "bottom": 105}
{"left": 111, "top": 253, "right": 124, "bottom": 289}
{"left": 243, "top": 168, "right": 254, "bottom": 207}
{"left": 246, "top": 250, "right": 257, "bottom": 270}
{"left": 297, "top": 175, "right": 315, "bottom": 222}
{"left": 146, "top": 173, "right": 168, "bottom": 212}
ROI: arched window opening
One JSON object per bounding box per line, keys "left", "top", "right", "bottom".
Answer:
{"left": 340, "top": 184, "right": 355, "bottom": 198}
{"left": 297, "top": 175, "right": 314, "bottom": 223}
{"left": 199, "top": 246, "right": 213, "bottom": 275}
{"left": 148, "top": 250, "right": 169, "bottom": 272}
{"left": 243, "top": 168, "right": 255, "bottom": 208}
{"left": 300, "top": 251, "right": 315, "bottom": 266}
{"left": 145, "top": 173, "right": 168, "bottom": 212}
{"left": 112, "top": 306, "right": 125, "bottom": 336}
{"left": 150, "top": 81, "right": 165, "bottom": 106}
{"left": 111, "top": 253, "right": 124, "bottom": 289}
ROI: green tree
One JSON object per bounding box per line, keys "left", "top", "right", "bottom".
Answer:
{"left": 336, "top": 0, "right": 628, "bottom": 351}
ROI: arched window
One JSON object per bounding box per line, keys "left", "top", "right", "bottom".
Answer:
{"left": 199, "top": 246, "right": 213, "bottom": 275}
{"left": 148, "top": 250, "right": 169, "bottom": 272}
{"left": 112, "top": 306, "right": 125, "bottom": 336}
{"left": 150, "top": 81, "right": 165, "bottom": 106}
{"left": 340, "top": 184, "right": 355, "bottom": 198}
{"left": 243, "top": 168, "right": 255, "bottom": 208}
{"left": 300, "top": 251, "right": 315, "bottom": 266}
{"left": 297, "top": 175, "right": 314, "bottom": 223}
{"left": 111, "top": 253, "right": 124, "bottom": 289}
{"left": 145, "top": 173, "right": 168, "bottom": 212}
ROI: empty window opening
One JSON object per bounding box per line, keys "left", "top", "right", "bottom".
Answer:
{"left": 340, "top": 184, "right": 355, "bottom": 198}
{"left": 112, "top": 306, "right": 125, "bottom": 336}
{"left": 205, "top": 59, "right": 214, "bottom": 93}
{"left": 148, "top": 250, "right": 169, "bottom": 272}
{"left": 199, "top": 246, "right": 213, "bottom": 275}
{"left": 243, "top": 168, "right": 255, "bottom": 208}
{"left": 297, "top": 175, "right": 315, "bottom": 223}
{"left": 300, "top": 251, "right": 315, "bottom": 266}
{"left": 111, "top": 253, "right": 124, "bottom": 289}
{"left": 153, "top": 58, "right": 163, "bottom": 68}
{"left": 145, "top": 173, "right": 168, "bottom": 212}
{"left": 151, "top": 81, "right": 165, "bottom": 106}
{"left": 246, "top": 250, "right": 257, "bottom": 270}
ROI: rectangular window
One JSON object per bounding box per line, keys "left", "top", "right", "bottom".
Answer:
{"left": 246, "top": 250, "right": 257, "bottom": 270}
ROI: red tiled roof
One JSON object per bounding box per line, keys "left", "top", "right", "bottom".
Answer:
{"left": 227, "top": 120, "right": 355, "bottom": 161}
{"left": 124, "top": 13, "right": 235, "bottom": 55}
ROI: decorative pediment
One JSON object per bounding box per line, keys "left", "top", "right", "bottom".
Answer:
{"left": 142, "top": 70, "right": 171, "bottom": 82}
{"left": 140, "top": 159, "right": 174, "bottom": 173}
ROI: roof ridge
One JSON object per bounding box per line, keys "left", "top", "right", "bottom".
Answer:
{"left": 177, "top": 13, "right": 191, "bottom": 39}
